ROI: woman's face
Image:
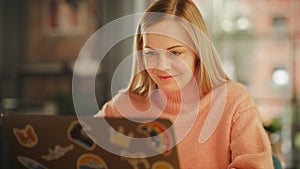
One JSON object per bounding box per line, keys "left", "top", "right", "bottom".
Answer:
{"left": 143, "top": 20, "right": 197, "bottom": 93}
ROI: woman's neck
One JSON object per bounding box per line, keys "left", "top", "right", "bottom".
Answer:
{"left": 152, "top": 81, "right": 201, "bottom": 115}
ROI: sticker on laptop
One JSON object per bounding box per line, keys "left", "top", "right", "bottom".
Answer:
{"left": 109, "top": 126, "right": 134, "bottom": 148}
{"left": 121, "top": 151, "right": 150, "bottom": 169}
{"left": 41, "top": 144, "right": 74, "bottom": 161}
{"left": 17, "top": 156, "right": 48, "bottom": 169}
{"left": 138, "top": 122, "right": 172, "bottom": 155}
{"left": 76, "top": 153, "right": 108, "bottom": 169}
{"left": 67, "top": 120, "right": 96, "bottom": 151}
{"left": 152, "top": 161, "right": 174, "bottom": 169}
{"left": 13, "top": 124, "right": 38, "bottom": 148}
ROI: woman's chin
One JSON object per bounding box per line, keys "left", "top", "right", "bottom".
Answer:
{"left": 157, "top": 84, "right": 182, "bottom": 93}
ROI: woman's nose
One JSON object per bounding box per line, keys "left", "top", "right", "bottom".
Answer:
{"left": 156, "top": 52, "right": 171, "bottom": 70}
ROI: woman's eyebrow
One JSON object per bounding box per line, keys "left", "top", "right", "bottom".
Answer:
{"left": 144, "top": 45, "right": 185, "bottom": 50}
{"left": 166, "top": 45, "right": 185, "bottom": 50}
{"left": 144, "top": 46, "right": 155, "bottom": 49}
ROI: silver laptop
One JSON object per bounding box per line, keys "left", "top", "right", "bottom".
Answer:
{"left": 1, "top": 114, "right": 181, "bottom": 169}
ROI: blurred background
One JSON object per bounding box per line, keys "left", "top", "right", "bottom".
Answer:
{"left": 0, "top": 0, "right": 299, "bottom": 168}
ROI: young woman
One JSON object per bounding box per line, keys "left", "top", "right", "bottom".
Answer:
{"left": 96, "top": 0, "right": 274, "bottom": 168}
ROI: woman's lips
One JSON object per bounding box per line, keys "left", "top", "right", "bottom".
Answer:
{"left": 158, "top": 75, "right": 176, "bottom": 81}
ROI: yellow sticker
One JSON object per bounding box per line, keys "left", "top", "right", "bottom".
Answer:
{"left": 121, "top": 151, "right": 150, "bottom": 169}
{"left": 76, "top": 153, "right": 108, "bottom": 169}
{"left": 152, "top": 161, "right": 174, "bottom": 169}
{"left": 109, "top": 126, "right": 134, "bottom": 148}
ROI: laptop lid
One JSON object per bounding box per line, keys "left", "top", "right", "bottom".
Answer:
{"left": 1, "top": 114, "right": 180, "bottom": 169}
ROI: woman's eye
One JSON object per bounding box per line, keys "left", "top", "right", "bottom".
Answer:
{"left": 170, "top": 51, "right": 181, "bottom": 56}
{"left": 144, "top": 51, "right": 158, "bottom": 56}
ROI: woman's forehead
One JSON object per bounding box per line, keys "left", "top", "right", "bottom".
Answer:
{"left": 142, "top": 20, "right": 194, "bottom": 50}
{"left": 143, "top": 34, "right": 185, "bottom": 50}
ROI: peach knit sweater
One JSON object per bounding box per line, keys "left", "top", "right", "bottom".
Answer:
{"left": 96, "top": 82, "right": 274, "bottom": 169}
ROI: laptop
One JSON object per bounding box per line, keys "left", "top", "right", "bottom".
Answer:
{"left": 1, "top": 113, "right": 181, "bottom": 169}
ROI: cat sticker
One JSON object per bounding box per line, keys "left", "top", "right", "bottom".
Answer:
{"left": 13, "top": 124, "right": 38, "bottom": 148}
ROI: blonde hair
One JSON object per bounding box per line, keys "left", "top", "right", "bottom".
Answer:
{"left": 128, "top": 0, "right": 230, "bottom": 97}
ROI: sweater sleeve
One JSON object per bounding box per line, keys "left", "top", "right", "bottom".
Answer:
{"left": 94, "top": 101, "right": 122, "bottom": 118}
{"left": 228, "top": 95, "right": 274, "bottom": 169}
